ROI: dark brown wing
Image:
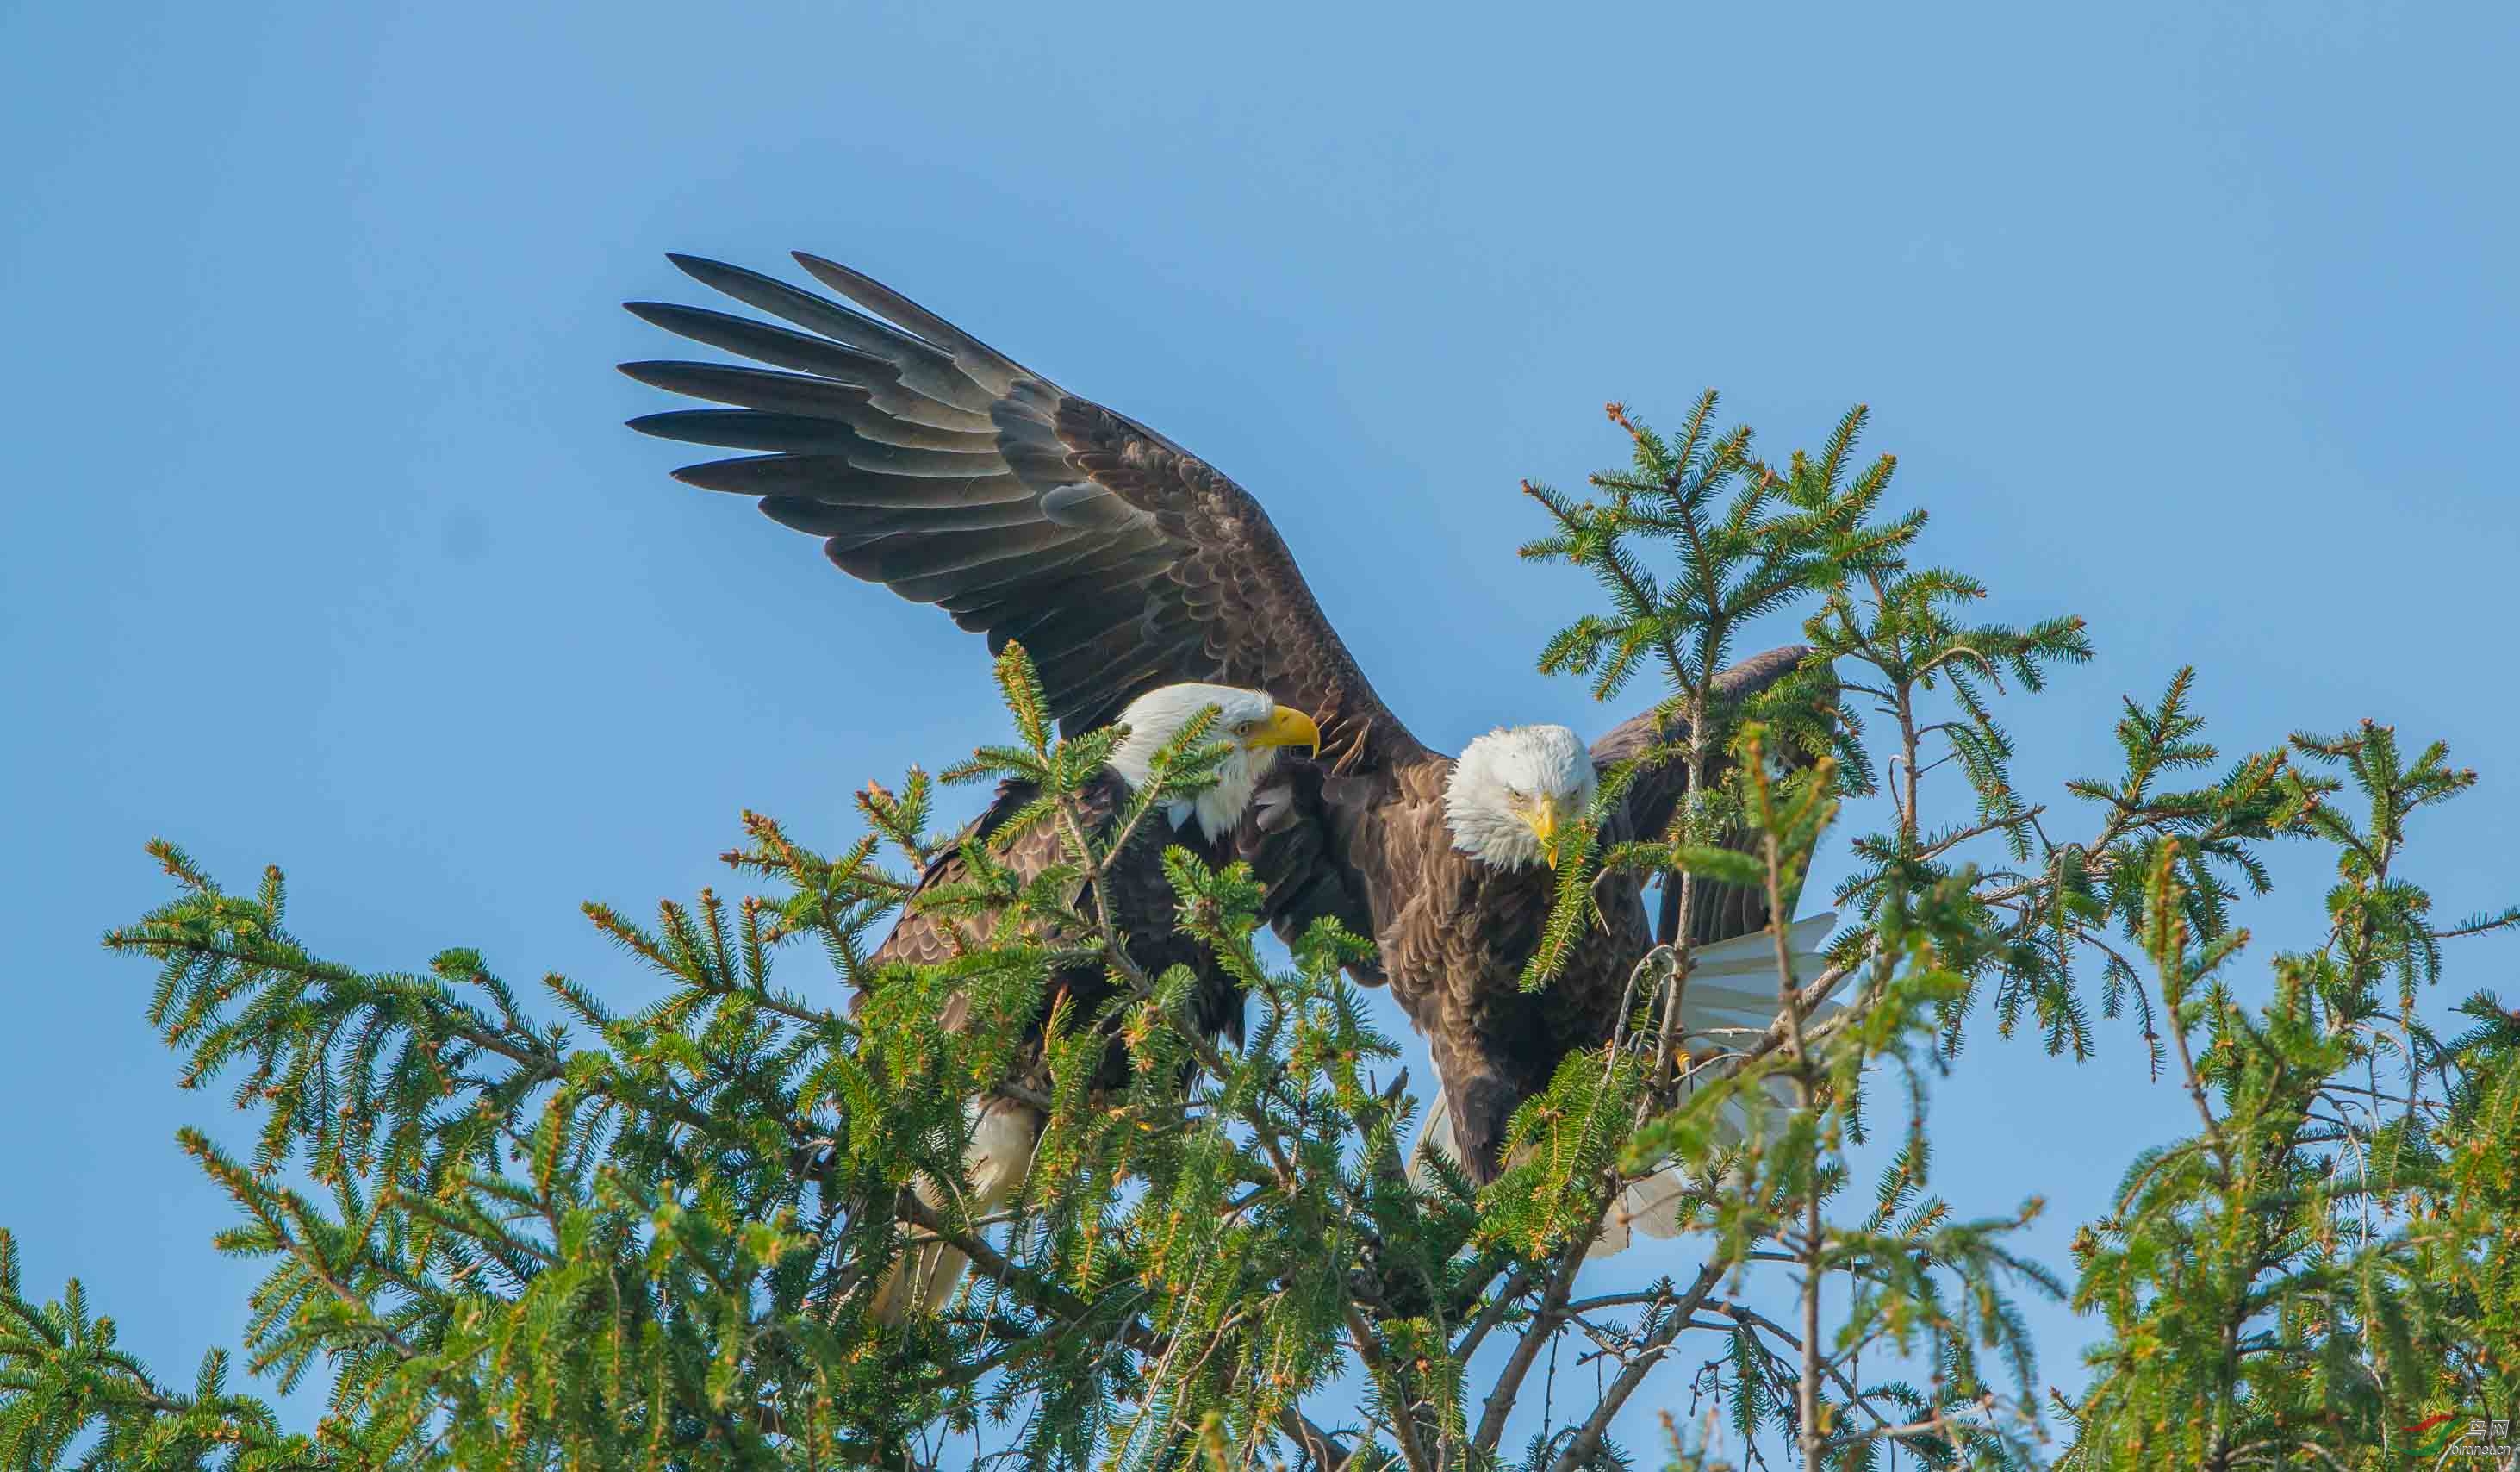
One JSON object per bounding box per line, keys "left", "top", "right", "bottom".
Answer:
{"left": 1590, "top": 645, "right": 1824, "bottom": 947}
{"left": 622, "top": 253, "right": 1421, "bottom": 775}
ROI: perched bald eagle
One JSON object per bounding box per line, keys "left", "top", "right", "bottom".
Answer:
{"left": 865, "top": 681, "right": 1318, "bottom": 1320}
{"left": 620, "top": 252, "right": 1809, "bottom": 1215}
{"left": 1307, "top": 648, "right": 1815, "bottom": 1188}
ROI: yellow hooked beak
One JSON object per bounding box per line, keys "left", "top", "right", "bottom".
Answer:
{"left": 1525, "top": 794, "right": 1563, "bottom": 869}
{"left": 1245, "top": 706, "right": 1322, "bottom": 758}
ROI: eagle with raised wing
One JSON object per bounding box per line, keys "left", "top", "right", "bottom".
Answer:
{"left": 620, "top": 253, "right": 1819, "bottom": 1224}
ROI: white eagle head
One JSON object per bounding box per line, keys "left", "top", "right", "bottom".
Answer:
{"left": 1445, "top": 724, "right": 1595, "bottom": 871}
{"left": 1106, "top": 683, "right": 1322, "bottom": 842}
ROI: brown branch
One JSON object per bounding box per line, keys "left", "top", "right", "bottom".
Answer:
{"left": 1277, "top": 1407, "right": 1353, "bottom": 1469}
{"left": 1542, "top": 1260, "right": 1725, "bottom": 1472}
{"left": 895, "top": 1195, "right": 1157, "bottom": 1357}
{"left": 1343, "top": 1301, "right": 1436, "bottom": 1472}
{"left": 1472, "top": 1244, "right": 1580, "bottom": 1455}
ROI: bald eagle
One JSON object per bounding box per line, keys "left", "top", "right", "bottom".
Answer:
{"left": 1301, "top": 648, "right": 1817, "bottom": 1190}
{"left": 865, "top": 681, "right": 1318, "bottom": 1320}
{"left": 620, "top": 252, "right": 1808, "bottom": 1209}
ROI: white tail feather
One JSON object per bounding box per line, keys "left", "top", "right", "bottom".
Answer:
{"left": 871, "top": 1095, "right": 1043, "bottom": 1323}
{"left": 1408, "top": 914, "right": 1839, "bottom": 1260}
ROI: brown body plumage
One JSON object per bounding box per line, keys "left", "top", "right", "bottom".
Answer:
{"left": 1299, "top": 754, "right": 1646, "bottom": 1176}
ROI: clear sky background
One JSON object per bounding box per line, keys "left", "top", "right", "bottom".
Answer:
{"left": 5, "top": 0, "right": 2515, "bottom": 1459}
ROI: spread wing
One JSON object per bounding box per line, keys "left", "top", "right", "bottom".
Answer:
{"left": 621, "top": 253, "right": 1421, "bottom": 775}
{"left": 1590, "top": 645, "right": 1826, "bottom": 946}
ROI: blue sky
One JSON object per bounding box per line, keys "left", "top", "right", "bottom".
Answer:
{"left": 4, "top": 0, "right": 2514, "bottom": 1456}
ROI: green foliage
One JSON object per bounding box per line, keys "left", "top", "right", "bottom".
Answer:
{"left": 4, "top": 647, "right": 1463, "bottom": 1470}
{"left": 1521, "top": 396, "right": 1913, "bottom": 708}
{"left": 1613, "top": 746, "right": 2059, "bottom": 1472}
{"left": 0, "top": 1230, "right": 323, "bottom": 1470}
{"left": 4, "top": 396, "right": 2511, "bottom": 1472}
{"left": 2057, "top": 725, "right": 2520, "bottom": 1470}
{"left": 1521, "top": 397, "right": 1918, "bottom": 964}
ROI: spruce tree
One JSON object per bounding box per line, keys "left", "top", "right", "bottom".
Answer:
{"left": 5, "top": 396, "right": 2510, "bottom": 1470}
